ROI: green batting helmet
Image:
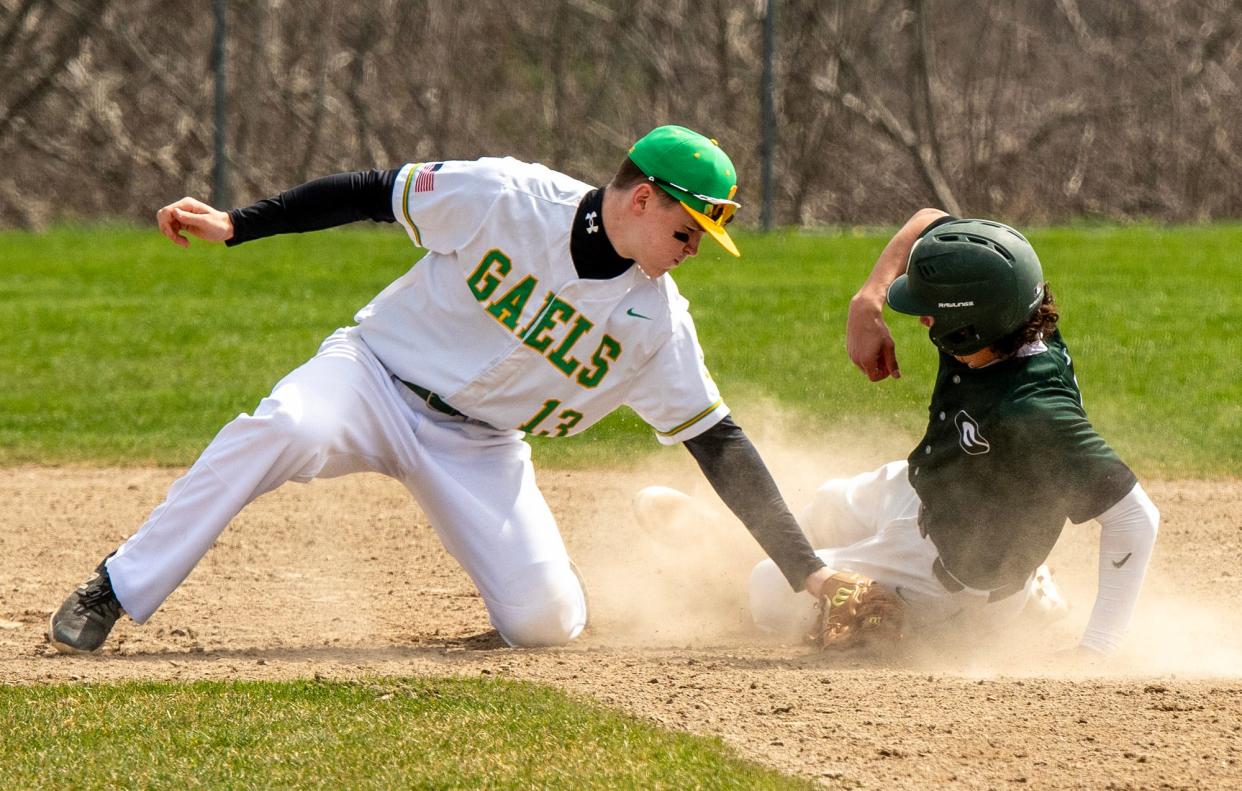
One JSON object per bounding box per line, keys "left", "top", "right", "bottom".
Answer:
{"left": 886, "top": 219, "right": 1045, "bottom": 356}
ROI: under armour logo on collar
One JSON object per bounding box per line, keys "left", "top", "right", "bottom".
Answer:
{"left": 585, "top": 211, "right": 599, "bottom": 234}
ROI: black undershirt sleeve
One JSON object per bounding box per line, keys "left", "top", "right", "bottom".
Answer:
{"left": 683, "top": 416, "right": 826, "bottom": 591}
{"left": 225, "top": 168, "right": 400, "bottom": 247}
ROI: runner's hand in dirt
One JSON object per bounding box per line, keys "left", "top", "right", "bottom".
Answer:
{"left": 1055, "top": 645, "right": 1107, "bottom": 669}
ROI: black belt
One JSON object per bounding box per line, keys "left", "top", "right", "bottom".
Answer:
{"left": 399, "top": 379, "right": 463, "bottom": 418}
{"left": 931, "top": 557, "right": 1024, "bottom": 603}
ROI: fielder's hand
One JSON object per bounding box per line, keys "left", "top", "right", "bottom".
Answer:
{"left": 809, "top": 571, "right": 905, "bottom": 651}
{"left": 804, "top": 566, "right": 835, "bottom": 599}
{"left": 156, "top": 197, "right": 234, "bottom": 248}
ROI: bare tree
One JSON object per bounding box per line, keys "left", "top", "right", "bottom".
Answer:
{"left": 4, "top": 0, "right": 1242, "bottom": 229}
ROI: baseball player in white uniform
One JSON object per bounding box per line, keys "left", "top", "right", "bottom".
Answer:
{"left": 50, "top": 126, "right": 834, "bottom": 653}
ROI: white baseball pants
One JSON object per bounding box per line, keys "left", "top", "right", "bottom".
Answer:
{"left": 106, "top": 328, "right": 587, "bottom": 647}
{"left": 749, "top": 461, "right": 1033, "bottom": 640}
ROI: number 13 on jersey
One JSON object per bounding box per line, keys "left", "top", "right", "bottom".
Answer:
{"left": 519, "top": 399, "right": 584, "bottom": 437}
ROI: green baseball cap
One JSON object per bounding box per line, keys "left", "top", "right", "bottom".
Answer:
{"left": 628, "top": 125, "right": 742, "bottom": 257}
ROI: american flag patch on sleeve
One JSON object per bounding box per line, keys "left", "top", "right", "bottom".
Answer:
{"left": 413, "top": 162, "right": 443, "bottom": 193}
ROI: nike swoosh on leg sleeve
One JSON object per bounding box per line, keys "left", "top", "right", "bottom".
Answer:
{"left": 1079, "top": 483, "right": 1160, "bottom": 654}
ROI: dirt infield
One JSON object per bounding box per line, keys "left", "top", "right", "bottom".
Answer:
{"left": 2, "top": 461, "right": 1240, "bottom": 789}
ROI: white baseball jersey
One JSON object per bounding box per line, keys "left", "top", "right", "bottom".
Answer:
{"left": 355, "top": 158, "right": 728, "bottom": 444}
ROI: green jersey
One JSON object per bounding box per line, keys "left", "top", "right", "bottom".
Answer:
{"left": 908, "top": 330, "right": 1136, "bottom": 590}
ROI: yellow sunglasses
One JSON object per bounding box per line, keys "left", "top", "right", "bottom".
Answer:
{"left": 646, "top": 176, "right": 739, "bottom": 226}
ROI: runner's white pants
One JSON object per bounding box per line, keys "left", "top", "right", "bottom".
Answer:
{"left": 749, "top": 461, "right": 1034, "bottom": 640}
{"left": 106, "top": 328, "right": 587, "bottom": 647}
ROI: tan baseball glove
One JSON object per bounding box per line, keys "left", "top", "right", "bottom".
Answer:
{"left": 810, "top": 571, "right": 905, "bottom": 650}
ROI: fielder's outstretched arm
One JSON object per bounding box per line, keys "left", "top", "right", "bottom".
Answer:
{"left": 226, "top": 169, "right": 400, "bottom": 245}
{"left": 683, "top": 416, "right": 829, "bottom": 595}
{"left": 155, "top": 169, "right": 400, "bottom": 248}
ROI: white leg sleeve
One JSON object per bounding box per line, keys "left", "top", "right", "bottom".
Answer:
{"left": 1079, "top": 483, "right": 1160, "bottom": 654}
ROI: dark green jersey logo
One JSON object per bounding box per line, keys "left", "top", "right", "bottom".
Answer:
{"left": 626, "top": 308, "right": 652, "bottom": 320}
{"left": 954, "top": 410, "right": 990, "bottom": 455}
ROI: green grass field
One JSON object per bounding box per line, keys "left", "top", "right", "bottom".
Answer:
{"left": 0, "top": 224, "right": 1237, "bottom": 475}
{"left": 0, "top": 677, "right": 811, "bottom": 789}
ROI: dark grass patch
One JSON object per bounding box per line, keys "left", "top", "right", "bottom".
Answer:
{"left": 0, "top": 677, "right": 812, "bottom": 790}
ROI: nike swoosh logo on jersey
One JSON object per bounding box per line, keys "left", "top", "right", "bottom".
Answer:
{"left": 1112, "top": 552, "right": 1133, "bottom": 569}
{"left": 626, "top": 308, "right": 651, "bottom": 320}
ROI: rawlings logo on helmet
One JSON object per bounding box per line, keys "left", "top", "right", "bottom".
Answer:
{"left": 885, "top": 218, "right": 1045, "bottom": 357}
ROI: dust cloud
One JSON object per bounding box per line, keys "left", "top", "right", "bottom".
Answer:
{"left": 571, "top": 409, "right": 914, "bottom": 649}
{"left": 572, "top": 406, "right": 1242, "bottom": 679}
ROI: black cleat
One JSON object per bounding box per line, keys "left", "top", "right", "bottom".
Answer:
{"left": 48, "top": 556, "right": 124, "bottom": 654}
